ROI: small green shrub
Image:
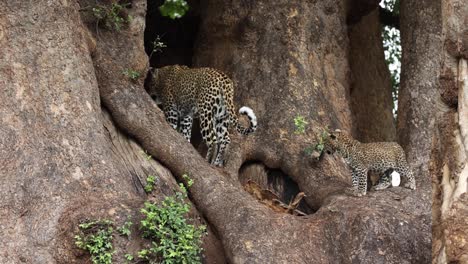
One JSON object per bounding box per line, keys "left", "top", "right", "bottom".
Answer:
{"left": 117, "top": 221, "right": 133, "bottom": 237}
{"left": 144, "top": 175, "right": 156, "bottom": 193}
{"left": 124, "top": 253, "right": 134, "bottom": 262}
{"left": 304, "top": 129, "right": 330, "bottom": 159}
{"left": 182, "top": 173, "right": 193, "bottom": 188}
{"left": 159, "top": 0, "right": 189, "bottom": 19}
{"left": 294, "top": 115, "right": 308, "bottom": 134}
{"left": 92, "top": 3, "right": 131, "bottom": 31}
{"left": 123, "top": 69, "right": 141, "bottom": 81}
{"left": 138, "top": 183, "right": 206, "bottom": 263}
{"left": 75, "top": 220, "right": 114, "bottom": 264}
{"left": 314, "top": 129, "right": 329, "bottom": 153}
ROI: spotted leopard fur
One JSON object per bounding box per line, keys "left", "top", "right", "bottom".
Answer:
{"left": 147, "top": 65, "right": 257, "bottom": 166}
{"left": 326, "top": 130, "right": 416, "bottom": 196}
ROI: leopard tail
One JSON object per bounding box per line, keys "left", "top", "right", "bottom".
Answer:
{"left": 230, "top": 106, "right": 257, "bottom": 135}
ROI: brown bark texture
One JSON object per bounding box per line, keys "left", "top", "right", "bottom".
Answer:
{"left": 0, "top": 0, "right": 435, "bottom": 263}
{"left": 430, "top": 0, "right": 468, "bottom": 263}
{"left": 348, "top": 9, "right": 396, "bottom": 142}
{"left": 193, "top": 0, "right": 430, "bottom": 263}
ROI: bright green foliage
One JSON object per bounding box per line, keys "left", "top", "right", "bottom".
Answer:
{"left": 304, "top": 129, "right": 329, "bottom": 159}
{"left": 159, "top": 0, "right": 189, "bottom": 19}
{"left": 137, "top": 249, "right": 150, "bottom": 259}
{"left": 75, "top": 220, "right": 114, "bottom": 264}
{"left": 91, "top": 3, "right": 131, "bottom": 31}
{"left": 314, "top": 129, "right": 329, "bottom": 154}
{"left": 182, "top": 173, "right": 193, "bottom": 188}
{"left": 144, "top": 175, "right": 156, "bottom": 193}
{"left": 294, "top": 115, "right": 308, "bottom": 134}
{"left": 117, "top": 221, "right": 133, "bottom": 237}
{"left": 123, "top": 69, "right": 141, "bottom": 81}
{"left": 139, "top": 183, "right": 206, "bottom": 263}
{"left": 124, "top": 253, "right": 134, "bottom": 261}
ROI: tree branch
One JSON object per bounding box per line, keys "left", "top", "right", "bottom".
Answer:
{"left": 87, "top": 1, "right": 430, "bottom": 262}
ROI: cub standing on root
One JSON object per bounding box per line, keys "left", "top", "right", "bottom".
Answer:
{"left": 147, "top": 65, "right": 257, "bottom": 166}
{"left": 325, "top": 129, "right": 416, "bottom": 196}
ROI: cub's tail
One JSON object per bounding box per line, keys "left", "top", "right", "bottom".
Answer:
{"left": 234, "top": 106, "right": 257, "bottom": 135}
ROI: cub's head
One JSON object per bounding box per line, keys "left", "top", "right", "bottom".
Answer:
{"left": 325, "top": 129, "right": 356, "bottom": 155}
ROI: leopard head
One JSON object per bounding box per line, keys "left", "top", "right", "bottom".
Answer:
{"left": 325, "top": 129, "right": 357, "bottom": 157}
{"left": 147, "top": 65, "right": 185, "bottom": 102}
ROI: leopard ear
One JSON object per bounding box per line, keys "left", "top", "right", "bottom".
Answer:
{"left": 334, "top": 129, "right": 341, "bottom": 133}
{"left": 330, "top": 134, "right": 336, "bottom": 140}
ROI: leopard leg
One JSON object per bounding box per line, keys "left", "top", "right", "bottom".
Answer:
{"left": 179, "top": 114, "right": 193, "bottom": 142}
{"left": 213, "top": 117, "right": 230, "bottom": 166}
{"left": 351, "top": 168, "right": 359, "bottom": 191}
{"left": 163, "top": 104, "right": 179, "bottom": 131}
{"left": 399, "top": 167, "right": 416, "bottom": 190}
{"left": 199, "top": 108, "right": 216, "bottom": 164}
{"left": 374, "top": 169, "right": 392, "bottom": 191}
{"left": 352, "top": 167, "right": 368, "bottom": 196}
{"left": 397, "top": 157, "right": 416, "bottom": 190}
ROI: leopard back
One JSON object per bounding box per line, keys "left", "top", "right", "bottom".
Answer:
{"left": 147, "top": 65, "right": 257, "bottom": 166}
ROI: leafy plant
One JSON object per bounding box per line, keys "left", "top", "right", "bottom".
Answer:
{"left": 144, "top": 175, "right": 156, "bottom": 193}
{"left": 159, "top": 0, "right": 189, "bottom": 19}
{"left": 138, "top": 183, "right": 206, "bottom": 263}
{"left": 123, "top": 69, "right": 141, "bottom": 81}
{"left": 182, "top": 173, "right": 193, "bottom": 188}
{"left": 117, "top": 221, "right": 133, "bottom": 237}
{"left": 75, "top": 220, "right": 115, "bottom": 264}
{"left": 303, "top": 129, "right": 329, "bottom": 159}
{"left": 124, "top": 253, "right": 134, "bottom": 262}
{"left": 314, "top": 129, "right": 329, "bottom": 154}
{"left": 91, "top": 2, "right": 131, "bottom": 31}
{"left": 294, "top": 115, "right": 308, "bottom": 134}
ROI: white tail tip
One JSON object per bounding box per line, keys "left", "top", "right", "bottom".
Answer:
{"left": 239, "top": 106, "right": 257, "bottom": 126}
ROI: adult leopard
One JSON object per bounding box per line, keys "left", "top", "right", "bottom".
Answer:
{"left": 147, "top": 65, "right": 257, "bottom": 166}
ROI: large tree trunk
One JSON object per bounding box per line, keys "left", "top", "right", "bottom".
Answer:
{"left": 348, "top": 9, "right": 396, "bottom": 142}
{"left": 430, "top": 0, "right": 468, "bottom": 263}
{"left": 0, "top": 0, "right": 437, "bottom": 263}
{"left": 193, "top": 0, "right": 430, "bottom": 263}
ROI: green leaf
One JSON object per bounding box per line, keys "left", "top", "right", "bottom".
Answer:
{"left": 159, "top": 0, "right": 189, "bottom": 19}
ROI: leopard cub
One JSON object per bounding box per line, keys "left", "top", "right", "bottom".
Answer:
{"left": 326, "top": 129, "right": 416, "bottom": 196}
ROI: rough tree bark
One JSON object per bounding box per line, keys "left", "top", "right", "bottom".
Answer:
{"left": 0, "top": 1, "right": 140, "bottom": 262}
{"left": 348, "top": 8, "right": 396, "bottom": 142}
{"left": 0, "top": 1, "right": 225, "bottom": 263}
{"left": 0, "top": 0, "right": 433, "bottom": 263}
{"left": 430, "top": 0, "right": 468, "bottom": 263}
{"left": 193, "top": 0, "right": 429, "bottom": 263}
